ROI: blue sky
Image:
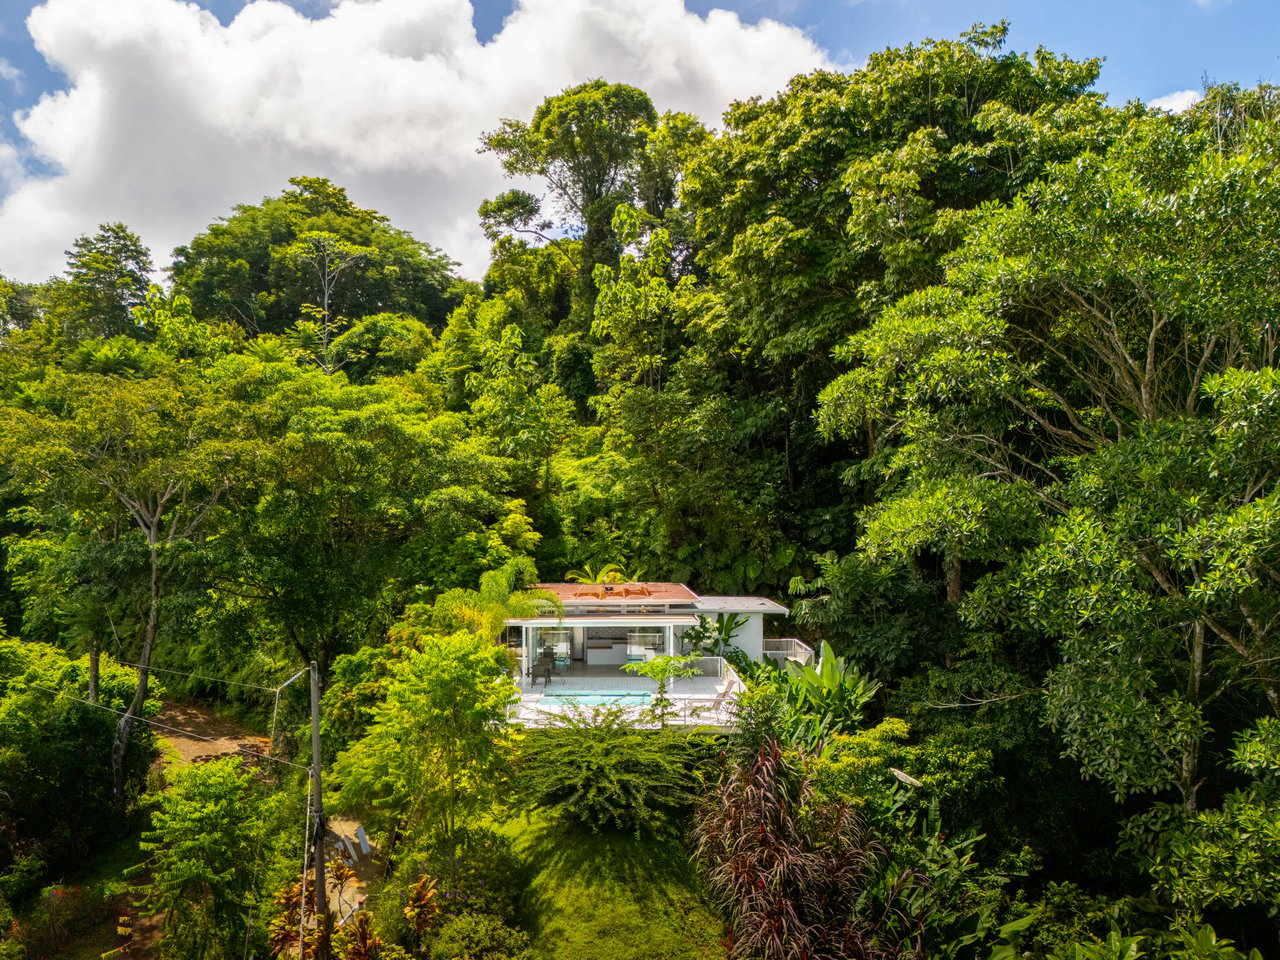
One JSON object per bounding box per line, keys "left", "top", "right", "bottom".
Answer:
{"left": 5, "top": 0, "right": 1272, "bottom": 118}
{"left": 0, "top": 0, "right": 1274, "bottom": 281}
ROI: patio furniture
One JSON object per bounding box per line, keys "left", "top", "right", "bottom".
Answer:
{"left": 533, "top": 655, "right": 554, "bottom": 685}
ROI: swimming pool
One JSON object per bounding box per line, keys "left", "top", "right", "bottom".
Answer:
{"left": 540, "top": 691, "right": 653, "bottom": 708}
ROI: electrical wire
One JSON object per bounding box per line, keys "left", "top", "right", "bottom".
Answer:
{"left": 115, "top": 660, "right": 282, "bottom": 692}
{"left": 1, "top": 673, "right": 308, "bottom": 770}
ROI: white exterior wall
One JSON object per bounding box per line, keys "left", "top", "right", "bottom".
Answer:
{"left": 729, "top": 613, "right": 764, "bottom": 660}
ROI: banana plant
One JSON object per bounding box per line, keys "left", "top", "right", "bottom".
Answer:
{"left": 779, "top": 641, "right": 879, "bottom": 742}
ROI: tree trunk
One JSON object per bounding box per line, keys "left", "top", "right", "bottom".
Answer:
{"left": 946, "top": 554, "right": 962, "bottom": 604}
{"left": 1180, "top": 621, "right": 1206, "bottom": 816}
{"left": 88, "top": 636, "right": 99, "bottom": 705}
{"left": 111, "top": 544, "right": 159, "bottom": 812}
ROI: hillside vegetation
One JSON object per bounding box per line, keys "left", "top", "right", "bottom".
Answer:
{"left": 1, "top": 22, "right": 1278, "bottom": 960}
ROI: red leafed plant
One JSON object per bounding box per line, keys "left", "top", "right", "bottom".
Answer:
{"left": 695, "top": 740, "right": 908, "bottom": 960}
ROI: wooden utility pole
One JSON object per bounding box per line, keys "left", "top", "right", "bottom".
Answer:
{"left": 309, "top": 661, "right": 330, "bottom": 960}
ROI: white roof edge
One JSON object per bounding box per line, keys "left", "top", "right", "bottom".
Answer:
{"left": 692, "top": 596, "right": 790, "bottom": 615}
{"left": 504, "top": 615, "right": 701, "bottom": 627}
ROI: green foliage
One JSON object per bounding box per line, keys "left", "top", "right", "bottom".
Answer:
{"left": 0, "top": 882, "right": 120, "bottom": 959}
{"left": 170, "top": 176, "right": 460, "bottom": 335}
{"left": 518, "top": 705, "right": 719, "bottom": 836}
{"left": 810, "top": 719, "right": 993, "bottom": 825}
{"left": 1048, "top": 923, "right": 1265, "bottom": 960}
{"left": 1145, "top": 719, "right": 1280, "bottom": 919}
{"left": 728, "top": 683, "right": 788, "bottom": 764}
{"left": 137, "top": 757, "right": 280, "bottom": 960}
{"left": 334, "top": 911, "right": 411, "bottom": 960}
{"left": 429, "top": 912, "right": 532, "bottom": 960}
{"left": 332, "top": 630, "right": 519, "bottom": 838}
{"left": 5, "top": 31, "right": 1280, "bottom": 960}
{"left": 481, "top": 79, "right": 659, "bottom": 321}
{"left": 330, "top": 312, "right": 435, "bottom": 383}
{"left": 206, "top": 357, "right": 535, "bottom": 677}
{"left": 681, "top": 614, "right": 747, "bottom": 656}
{"left": 320, "top": 643, "right": 403, "bottom": 759}
{"left": 0, "top": 641, "right": 154, "bottom": 897}
{"left": 425, "top": 556, "right": 557, "bottom": 641}
{"left": 622, "top": 653, "right": 702, "bottom": 726}
{"left": 49, "top": 222, "right": 154, "bottom": 340}
{"left": 398, "top": 827, "right": 527, "bottom": 925}
{"left": 754, "top": 642, "right": 880, "bottom": 749}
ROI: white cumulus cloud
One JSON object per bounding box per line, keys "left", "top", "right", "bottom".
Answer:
{"left": 1149, "top": 88, "right": 1202, "bottom": 113}
{"left": 0, "top": 0, "right": 830, "bottom": 282}
{"left": 0, "top": 57, "right": 20, "bottom": 89}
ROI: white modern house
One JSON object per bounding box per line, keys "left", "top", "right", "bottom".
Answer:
{"left": 504, "top": 582, "right": 810, "bottom": 726}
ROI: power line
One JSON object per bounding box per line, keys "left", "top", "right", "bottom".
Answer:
{"left": 115, "top": 660, "right": 282, "bottom": 692}
{"left": 2, "top": 673, "right": 307, "bottom": 770}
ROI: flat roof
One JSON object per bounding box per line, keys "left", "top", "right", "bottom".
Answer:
{"left": 693, "top": 596, "right": 790, "bottom": 615}
{"left": 535, "top": 582, "right": 699, "bottom": 604}
{"left": 506, "top": 615, "right": 700, "bottom": 627}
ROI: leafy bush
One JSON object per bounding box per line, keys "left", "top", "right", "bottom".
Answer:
{"left": 137, "top": 757, "right": 282, "bottom": 960}
{"left": 0, "top": 640, "right": 156, "bottom": 896}
{"left": 333, "top": 910, "right": 411, "bottom": 960}
{"left": 366, "top": 825, "right": 529, "bottom": 952}
{"left": 429, "top": 912, "right": 531, "bottom": 960}
{"left": 320, "top": 643, "right": 403, "bottom": 760}
{"left": 810, "top": 719, "right": 993, "bottom": 826}
{"left": 1047, "top": 922, "right": 1265, "bottom": 960}
{"left": 729, "top": 684, "right": 788, "bottom": 764}
{"left": 2, "top": 883, "right": 118, "bottom": 960}
{"left": 332, "top": 631, "right": 520, "bottom": 839}
{"left": 1147, "top": 718, "right": 1280, "bottom": 920}
{"left": 729, "top": 642, "right": 881, "bottom": 751}
{"left": 399, "top": 827, "right": 527, "bottom": 924}
{"left": 518, "top": 704, "right": 720, "bottom": 835}
{"left": 775, "top": 641, "right": 879, "bottom": 747}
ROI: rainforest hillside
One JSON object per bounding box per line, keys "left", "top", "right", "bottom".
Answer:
{"left": 1, "top": 23, "right": 1278, "bottom": 960}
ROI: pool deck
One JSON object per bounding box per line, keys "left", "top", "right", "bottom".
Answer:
{"left": 514, "top": 672, "right": 738, "bottom": 727}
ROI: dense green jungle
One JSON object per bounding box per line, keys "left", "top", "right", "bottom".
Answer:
{"left": 1, "top": 21, "right": 1278, "bottom": 960}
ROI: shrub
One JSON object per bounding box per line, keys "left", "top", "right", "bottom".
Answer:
{"left": 411, "top": 827, "right": 527, "bottom": 923}
{"left": 729, "top": 684, "right": 788, "bottom": 764}
{"left": 810, "top": 719, "right": 993, "bottom": 826}
{"left": 137, "top": 758, "right": 280, "bottom": 960}
{"left": 367, "top": 824, "right": 530, "bottom": 950}
{"left": 695, "top": 741, "right": 899, "bottom": 960}
{"left": 519, "top": 704, "right": 721, "bottom": 835}
{"left": 0, "top": 641, "right": 156, "bottom": 889}
{"left": 429, "top": 912, "right": 531, "bottom": 960}
{"left": 3, "top": 883, "right": 117, "bottom": 960}
{"left": 334, "top": 910, "right": 411, "bottom": 960}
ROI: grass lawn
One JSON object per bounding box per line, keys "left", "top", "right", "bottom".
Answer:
{"left": 499, "top": 813, "right": 727, "bottom": 960}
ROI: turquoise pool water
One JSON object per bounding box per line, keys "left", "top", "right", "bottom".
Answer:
{"left": 541, "top": 691, "right": 652, "bottom": 707}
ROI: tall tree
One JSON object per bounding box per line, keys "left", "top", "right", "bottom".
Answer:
{"left": 675, "top": 22, "right": 1109, "bottom": 592}
{"left": 0, "top": 312, "right": 248, "bottom": 805}
{"left": 819, "top": 106, "right": 1280, "bottom": 816}
{"left": 480, "top": 79, "right": 658, "bottom": 323}
{"left": 47, "top": 222, "right": 153, "bottom": 339}
{"left": 171, "top": 176, "right": 461, "bottom": 335}
{"left": 332, "top": 629, "right": 519, "bottom": 839}
{"left": 204, "top": 356, "right": 538, "bottom": 681}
